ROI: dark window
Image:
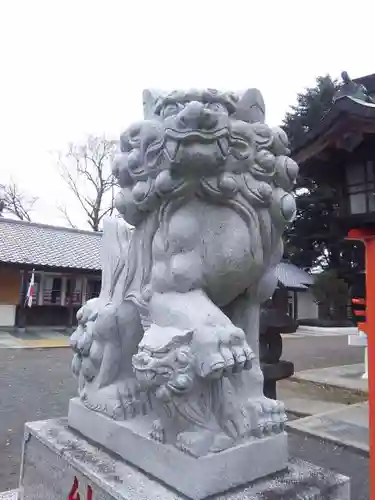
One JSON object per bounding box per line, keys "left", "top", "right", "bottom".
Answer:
{"left": 346, "top": 161, "right": 375, "bottom": 214}
{"left": 66, "top": 278, "right": 82, "bottom": 305}
{"left": 51, "top": 277, "right": 62, "bottom": 304}
{"left": 87, "top": 279, "right": 101, "bottom": 300}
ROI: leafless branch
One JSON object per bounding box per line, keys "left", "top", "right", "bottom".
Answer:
{"left": 0, "top": 181, "right": 38, "bottom": 221}
{"left": 57, "top": 204, "right": 78, "bottom": 229}
{"left": 56, "top": 135, "right": 118, "bottom": 231}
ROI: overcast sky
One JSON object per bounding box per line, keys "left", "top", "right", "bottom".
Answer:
{"left": 1, "top": 0, "right": 374, "bottom": 228}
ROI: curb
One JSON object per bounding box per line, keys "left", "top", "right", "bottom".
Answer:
{"left": 286, "top": 420, "right": 369, "bottom": 457}
{"left": 290, "top": 376, "right": 368, "bottom": 397}
{"left": 17, "top": 338, "right": 70, "bottom": 348}
{"left": 0, "top": 490, "right": 18, "bottom": 500}
{"left": 286, "top": 403, "right": 369, "bottom": 457}
{"left": 296, "top": 326, "right": 357, "bottom": 335}
{"left": 284, "top": 400, "right": 348, "bottom": 418}
{"left": 0, "top": 338, "right": 70, "bottom": 349}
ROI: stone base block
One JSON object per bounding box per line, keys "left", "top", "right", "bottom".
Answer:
{"left": 19, "top": 418, "right": 350, "bottom": 500}
{"left": 0, "top": 491, "right": 18, "bottom": 500}
{"left": 68, "top": 397, "right": 288, "bottom": 498}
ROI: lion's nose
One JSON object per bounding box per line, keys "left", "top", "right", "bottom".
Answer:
{"left": 178, "top": 101, "right": 218, "bottom": 130}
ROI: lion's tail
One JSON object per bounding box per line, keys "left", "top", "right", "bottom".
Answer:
{"left": 99, "top": 216, "right": 132, "bottom": 304}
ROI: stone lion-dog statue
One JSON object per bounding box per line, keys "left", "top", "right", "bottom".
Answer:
{"left": 70, "top": 87, "right": 297, "bottom": 454}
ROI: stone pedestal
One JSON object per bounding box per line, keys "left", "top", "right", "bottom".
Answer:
{"left": 68, "top": 398, "right": 288, "bottom": 499}
{"left": 18, "top": 419, "right": 350, "bottom": 500}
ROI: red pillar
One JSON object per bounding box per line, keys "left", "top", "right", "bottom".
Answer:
{"left": 348, "top": 229, "right": 374, "bottom": 497}
{"left": 365, "top": 237, "right": 375, "bottom": 497}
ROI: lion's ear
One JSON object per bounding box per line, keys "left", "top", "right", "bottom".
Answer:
{"left": 234, "top": 88, "right": 265, "bottom": 124}
{"left": 143, "top": 89, "right": 165, "bottom": 118}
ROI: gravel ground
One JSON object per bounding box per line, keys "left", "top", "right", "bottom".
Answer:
{"left": 0, "top": 336, "right": 369, "bottom": 498}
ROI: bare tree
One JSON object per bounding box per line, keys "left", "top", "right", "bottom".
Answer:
{"left": 0, "top": 182, "right": 38, "bottom": 221}
{"left": 57, "top": 135, "right": 118, "bottom": 231}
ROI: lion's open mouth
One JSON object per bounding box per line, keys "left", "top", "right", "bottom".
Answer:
{"left": 164, "top": 128, "right": 229, "bottom": 162}
{"left": 134, "top": 369, "right": 156, "bottom": 382}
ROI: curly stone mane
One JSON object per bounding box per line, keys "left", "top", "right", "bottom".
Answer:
{"left": 111, "top": 89, "right": 298, "bottom": 322}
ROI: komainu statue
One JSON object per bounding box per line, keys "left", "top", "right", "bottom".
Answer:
{"left": 70, "top": 88, "right": 298, "bottom": 459}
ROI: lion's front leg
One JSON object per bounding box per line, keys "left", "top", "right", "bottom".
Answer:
{"left": 226, "top": 293, "right": 287, "bottom": 436}
{"left": 225, "top": 295, "right": 264, "bottom": 399}
{"left": 149, "top": 289, "right": 254, "bottom": 378}
{"left": 149, "top": 215, "right": 254, "bottom": 379}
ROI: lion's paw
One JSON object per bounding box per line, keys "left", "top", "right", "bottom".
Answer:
{"left": 249, "top": 397, "right": 287, "bottom": 437}
{"left": 150, "top": 419, "right": 165, "bottom": 443}
{"left": 194, "top": 324, "right": 255, "bottom": 379}
{"left": 81, "top": 385, "right": 124, "bottom": 420}
{"left": 176, "top": 430, "right": 215, "bottom": 457}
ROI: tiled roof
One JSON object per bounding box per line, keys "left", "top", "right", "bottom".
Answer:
{"left": 354, "top": 72, "right": 375, "bottom": 94}
{"left": 0, "top": 218, "right": 101, "bottom": 270}
{"left": 275, "top": 262, "right": 314, "bottom": 290}
{"left": 0, "top": 219, "right": 313, "bottom": 288}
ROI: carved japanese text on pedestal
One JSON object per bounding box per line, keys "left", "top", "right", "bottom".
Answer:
{"left": 69, "top": 87, "right": 297, "bottom": 457}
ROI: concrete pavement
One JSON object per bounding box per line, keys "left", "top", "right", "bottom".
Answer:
{"left": 0, "top": 330, "right": 70, "bottom": 349}
{"left": 287, "top": 402, "right": 369, "bottom": 455}
{"left": 291, "top": 363, "right": 368, "bottom": 395}
{"left": 283, "top": 363, "right": 369, "bottom": 455}
{"left": 0, "top": 491, "right": 17, "bottom": 500}
{"left": 0, "top": 340, "right": 369, "bottom": 499}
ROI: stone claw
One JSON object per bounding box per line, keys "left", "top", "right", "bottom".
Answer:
{"left": 249, "top": 397, "right": 287, "bottom": 437}
{"left": 150, "top": 419, "right": 165, "bottom": 442}
{"left": 194, "top": 325, "right": 254, "bottom": 379}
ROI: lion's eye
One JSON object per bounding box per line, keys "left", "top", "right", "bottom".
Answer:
{"left": 175, "top": 350, "right": 189, "bottom": 365}
{"left": 206, "top": 102, "right": 226, "bottom": 113}
{"left": 162, "top": 102, "right": 182, "bottom": 118}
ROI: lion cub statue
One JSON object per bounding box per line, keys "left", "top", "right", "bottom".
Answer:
{"left": 133, "top": 325, "right": 234, "bottom": 457}
{"left": 133, "top": 324, "right": 286, "bottom": 457}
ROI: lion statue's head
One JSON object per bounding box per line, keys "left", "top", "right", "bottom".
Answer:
{"left": 112, "top": 88, "right": 298, "bottom": 229}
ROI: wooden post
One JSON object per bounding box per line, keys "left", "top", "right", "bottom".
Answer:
{"left": 17, "top": 269, "right": 28, "bottom": 329}
{"left": 293, "top": 290, "right": 298, "bottom": 320}
{"left": 61, "top": 276, "right": 67, "bottom": 306}
{"left": 67, "top": 276, "right": 75, "bottom": 328}
{"left": 365, "top": 235, "right": 375, "bottom": 497}
{"left": 37, "top": 272, "right": 44, "bottom": 306}
{"left": 81, "top": 276, "right": 87, "bottom": 305}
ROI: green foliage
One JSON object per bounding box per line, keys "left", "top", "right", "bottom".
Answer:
{"left": 282, "top": 75, "right": 339, "bottom": 150}
{"left": 312, "top": 270, "right": 349, "bottom": 319}
{"left": 283, "top": 179, "right": 365, "bottom": 273}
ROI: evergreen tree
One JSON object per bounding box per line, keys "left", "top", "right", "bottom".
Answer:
{"left": 282, "top": 75, "right": 338, "bottom": 148}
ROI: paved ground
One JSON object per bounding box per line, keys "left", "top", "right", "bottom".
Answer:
{"left": 281, "top": 333, "right": 364, "bottom": 371}
{"left": 0, "top": 349, "right": 74, "bottom": 490}
{"left": 288, "top": 401, "right": 369, "bottom": 454}
{"left": 292, "top": 363, "right": 368, "bottom": 393}
{"left": 0, "top": 336, "right": 369, "bottom": 498}
{"left": 0, "top": 329, "right": 70, "bottom": 348}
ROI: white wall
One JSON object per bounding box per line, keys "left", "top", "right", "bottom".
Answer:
{"left": 297, "top": 289, "right": 318, "bottom": 319}
{"left": 0, "top": 304, "right": 16, "bottom": 327}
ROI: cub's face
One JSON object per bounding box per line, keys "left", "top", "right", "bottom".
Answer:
{"left": 132, "top": 326, "right": 194, "bottom": 391}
